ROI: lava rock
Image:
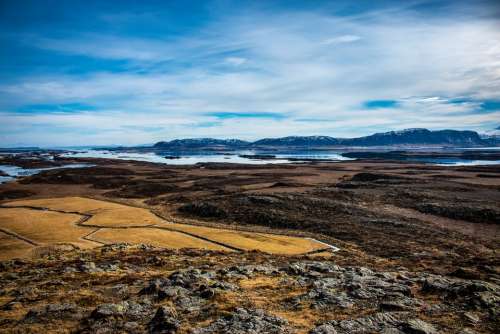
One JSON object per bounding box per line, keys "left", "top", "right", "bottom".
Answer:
{"left": 192, "top": 308, "right": 292, "bottom": 333}
{"left": 148, "top": 306, "right": 180, "bottom": 334}
{"left": 402, "top": 319, "right": 437, "bottom": 334}
{"left": 309, "top": 323, "right": 338, "bottom": 334}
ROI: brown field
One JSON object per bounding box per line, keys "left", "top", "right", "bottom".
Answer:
{"left": 4, "top": 196, "right": 163, "bottom": 227}
{"left": 1, "top": 196, "right": 328, "bottom": 258}
{"left": 163, "top": 223, "right": 327, "bottom": 254}
{"left": 0, "top": 208, "right": 98, "bottom": 250}
{"left": 90, "top": 228, "right": 230, "bottom": 251}
{"left": 0, "top": 230, "right": 34, "bottom": 260}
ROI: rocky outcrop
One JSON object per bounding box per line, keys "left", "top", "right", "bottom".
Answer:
{"left": 1, "top": 247, "right": 498, "bottom": 333}
{"left": 192, "top": 308, "right": 292, "bottom": 333}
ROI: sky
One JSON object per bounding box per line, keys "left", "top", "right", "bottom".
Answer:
{"left": 1, "top": 0, "right": 500, "bottom": 147}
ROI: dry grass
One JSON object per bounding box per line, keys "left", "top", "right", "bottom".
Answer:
{"left": 163, "top": 223, "right": 327, "bottom": 254}
{"left": 90, "top": 228, "right": 230, "bottom": 251}
{"left": 306, "top": 251, "right": 334, "bottom": 258}
{"left": 0, "top": 208, "right": 98, "bottom": 249}
{"left": 1, "top": 196, "right": 327, "bottom": 259}
{"left": 238, "top": 276, "right": 282, "bottom": 289}
{"left": 0, "top": 230, "right": 34, "bottom": 260}
{"left": 5, "top": 197, "right": 164, "bottom": 227}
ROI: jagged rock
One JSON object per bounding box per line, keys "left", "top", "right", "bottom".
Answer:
{"left": 199, "top": 287, "right": 216, "bottom": 299}
{"left": 226, "top": 264, "right": 279, "bottom": 278}
{"left": 192, "top": 308, "right": 292, "bottom": 333}
{"left": 421, "top": 276, "right": 454, "bottom": 293}
{"left": 100, "top": 243, "right": 132, "bottom": 253}
{"left": 110, "top": 284, "right": 129, "bottom": 298}
{"left": 210, "top": 281, "right": 238, "bottom": 291}
{"left": 473, "top": 291, "right": 499, "bottom": 308}
{"left": 463, "top": 312, "right": 480, "bottom": 324}
{"left": 79, "top": 261, "right": 101, "bottom": 273}
{"left": 450, "top": 268, "right": 480, "bottom": 280}
{"left": 91, "top": 302, "right": 128, "bottom": 319}
{"left": 381, "top": 329, "right": 405, "bottom": 334}
{"left": 175, "top": 295, "right": 205, "bottom": 312}
{"left": 309, "top": 323, "right": 338, "bottom": 333}
{"left": 285, "top": 262, "right": 342, "bottom": 276}
{"left": 63, "top": 266, "right": 77, "bottom": 273}
{"left": 379, "top": 297, "right": 423, "bottom": 312}
{"left": 1, "top": 301, "right": 22, "bottom": 311}
{"left": 126, "top": 301, "right": 150, "bottom": 321}
{"left": 402, "top": 319, "right": 437, "bottom": 334}
{"left": 159, "top": 287, "right": 189, "bottom": 301}
{"left": 422, "top": 275, "right": 499, "bottom": 300}
{"left": 168, "top": 268, "right": 215, "bottom": 288}
{"left": 308, "top": 288, "right": 354, "bottom": 309}
{"left": 124, "top": 321, "right": 141, "bottom": 332}
{"left": 90, "top": 301, "right": 150, "bottom": 321}
{"left": 336, "top": 312, "right": 403, "bottom": 333}
{"left": 148, "top": 306, "right": 180, "bottom": 334}
{"left": 24, "top": 303, "right": 81, "bottom": 323}
{"left": 458, "top": 329, "right": 479, "bottom": 334}
{"left": 140, "top": 278, "right": 190, "bottom": 301}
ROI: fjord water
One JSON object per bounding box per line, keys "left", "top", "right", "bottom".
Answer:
{"left": 0, "top": 163, "right": 93, "bottom": 183}
{"left": 1, "top": 149, "right": 499, "bottom": 184}
{"left": 61, "top": 150, "right": 352, "bottom": 165}
{"left": 62, "top": 149, "right": 500, "bottom": 166}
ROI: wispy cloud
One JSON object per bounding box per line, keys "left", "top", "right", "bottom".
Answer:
{"left": 1, "top": 0, "right": 500, "bottom": 146}
{"left": 206, "top": 112, "right": 286, "bottom": 120}
{"left": 321, "top": 35, "right": 361, "bottom": 45}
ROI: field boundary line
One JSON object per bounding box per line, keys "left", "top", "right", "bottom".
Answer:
{"left": 0, "top": 227, "right": 39, "bottom": 246}
{"left": 81, "top": 228, "right": 106, "bottom": 245}
{"left": 152, "top": 225, "right": 243, "bottom": 252}
{"left": 151, "top": 209, "right": 342, "bottom": 254}
{"left": 1, "top": 201, "right": 340, "bottom": 255}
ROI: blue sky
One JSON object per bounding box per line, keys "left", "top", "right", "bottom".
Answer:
{"left": 1, "top": 0, "right": 500, "bottom": 147}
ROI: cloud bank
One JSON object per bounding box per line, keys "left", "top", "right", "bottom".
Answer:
{"left": 0, "top": 0, "right": 499, "bottom": 147}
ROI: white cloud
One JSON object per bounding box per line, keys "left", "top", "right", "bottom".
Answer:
{"left": 322, "top": 34, "right": 361, "bottom": 45}
{"left": 225, "top": 57, "right": 247, "bottom": 66}
{"left": 1, "top": 3, "right": 500, "bottom": 146}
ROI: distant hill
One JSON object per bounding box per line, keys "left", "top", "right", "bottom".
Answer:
{"left": 153, "top": 138, "right": 250, "bottom": 149}
{"left": 152, "top": 128, "right": 491, "bottom": 150}
{"left": 253, "top": 136, "right": 339, "bottom": 146}
{"left": 339, "top": 128, "right": 484, "bottom": 147}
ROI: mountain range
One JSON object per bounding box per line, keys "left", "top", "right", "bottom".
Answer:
{"left": 152, "top": 128, "right": 499, "bottom": 150}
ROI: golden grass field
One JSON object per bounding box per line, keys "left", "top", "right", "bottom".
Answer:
{"left": 0, "top": 208, "right": 98, "bottom": 248}
{"left": 4, "top": 197, "right": 163, "bottom": 227}
{"left": 1, "top": 196, "right": 329, "bottom": 259}
{"left": 0, "top": 231, "right": 35, "bottom": 261}
{"left": 90, "top": 228, "right": 230, "bottom": 251}
{"left": 163, "top": 223, "right": 327, "bottom": 254}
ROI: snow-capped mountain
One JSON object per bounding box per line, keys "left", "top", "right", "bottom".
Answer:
{"left": 152, "top": 129, "right": 494, "bottom": 150}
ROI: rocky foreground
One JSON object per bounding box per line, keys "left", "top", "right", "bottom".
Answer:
{"left": 0, "top": 244, "right": 498, "bottom": 333}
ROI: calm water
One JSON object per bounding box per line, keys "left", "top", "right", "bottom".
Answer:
{"left": 61, "top": 149, "right": 500, "bottom": 166}
{"left": 1, "top": 149, "right": 498, "bottom": 184}
{"left": 0, "top": 163, "right": 93, "bottom": 184}
{"left": 61, "top": 150, "right": 352, "bottom": 165}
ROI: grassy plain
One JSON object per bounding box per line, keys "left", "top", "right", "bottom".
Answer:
{"left": 0, "top": 207, "right": 97, "bottom": 249}
{"left": 4, "top": 197, "right": 163, "bottom": 227}
{"left": 90, "top": 227, "right": 230, "bottom": 251}
{"left": 163, "top": 223, "right": 327, "bottom": 254}
{"left": 2, "top": 196, "right": 328, "bottom": 257}
{"left": 0, "top": 230, "right": 34, "bottom": 260}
